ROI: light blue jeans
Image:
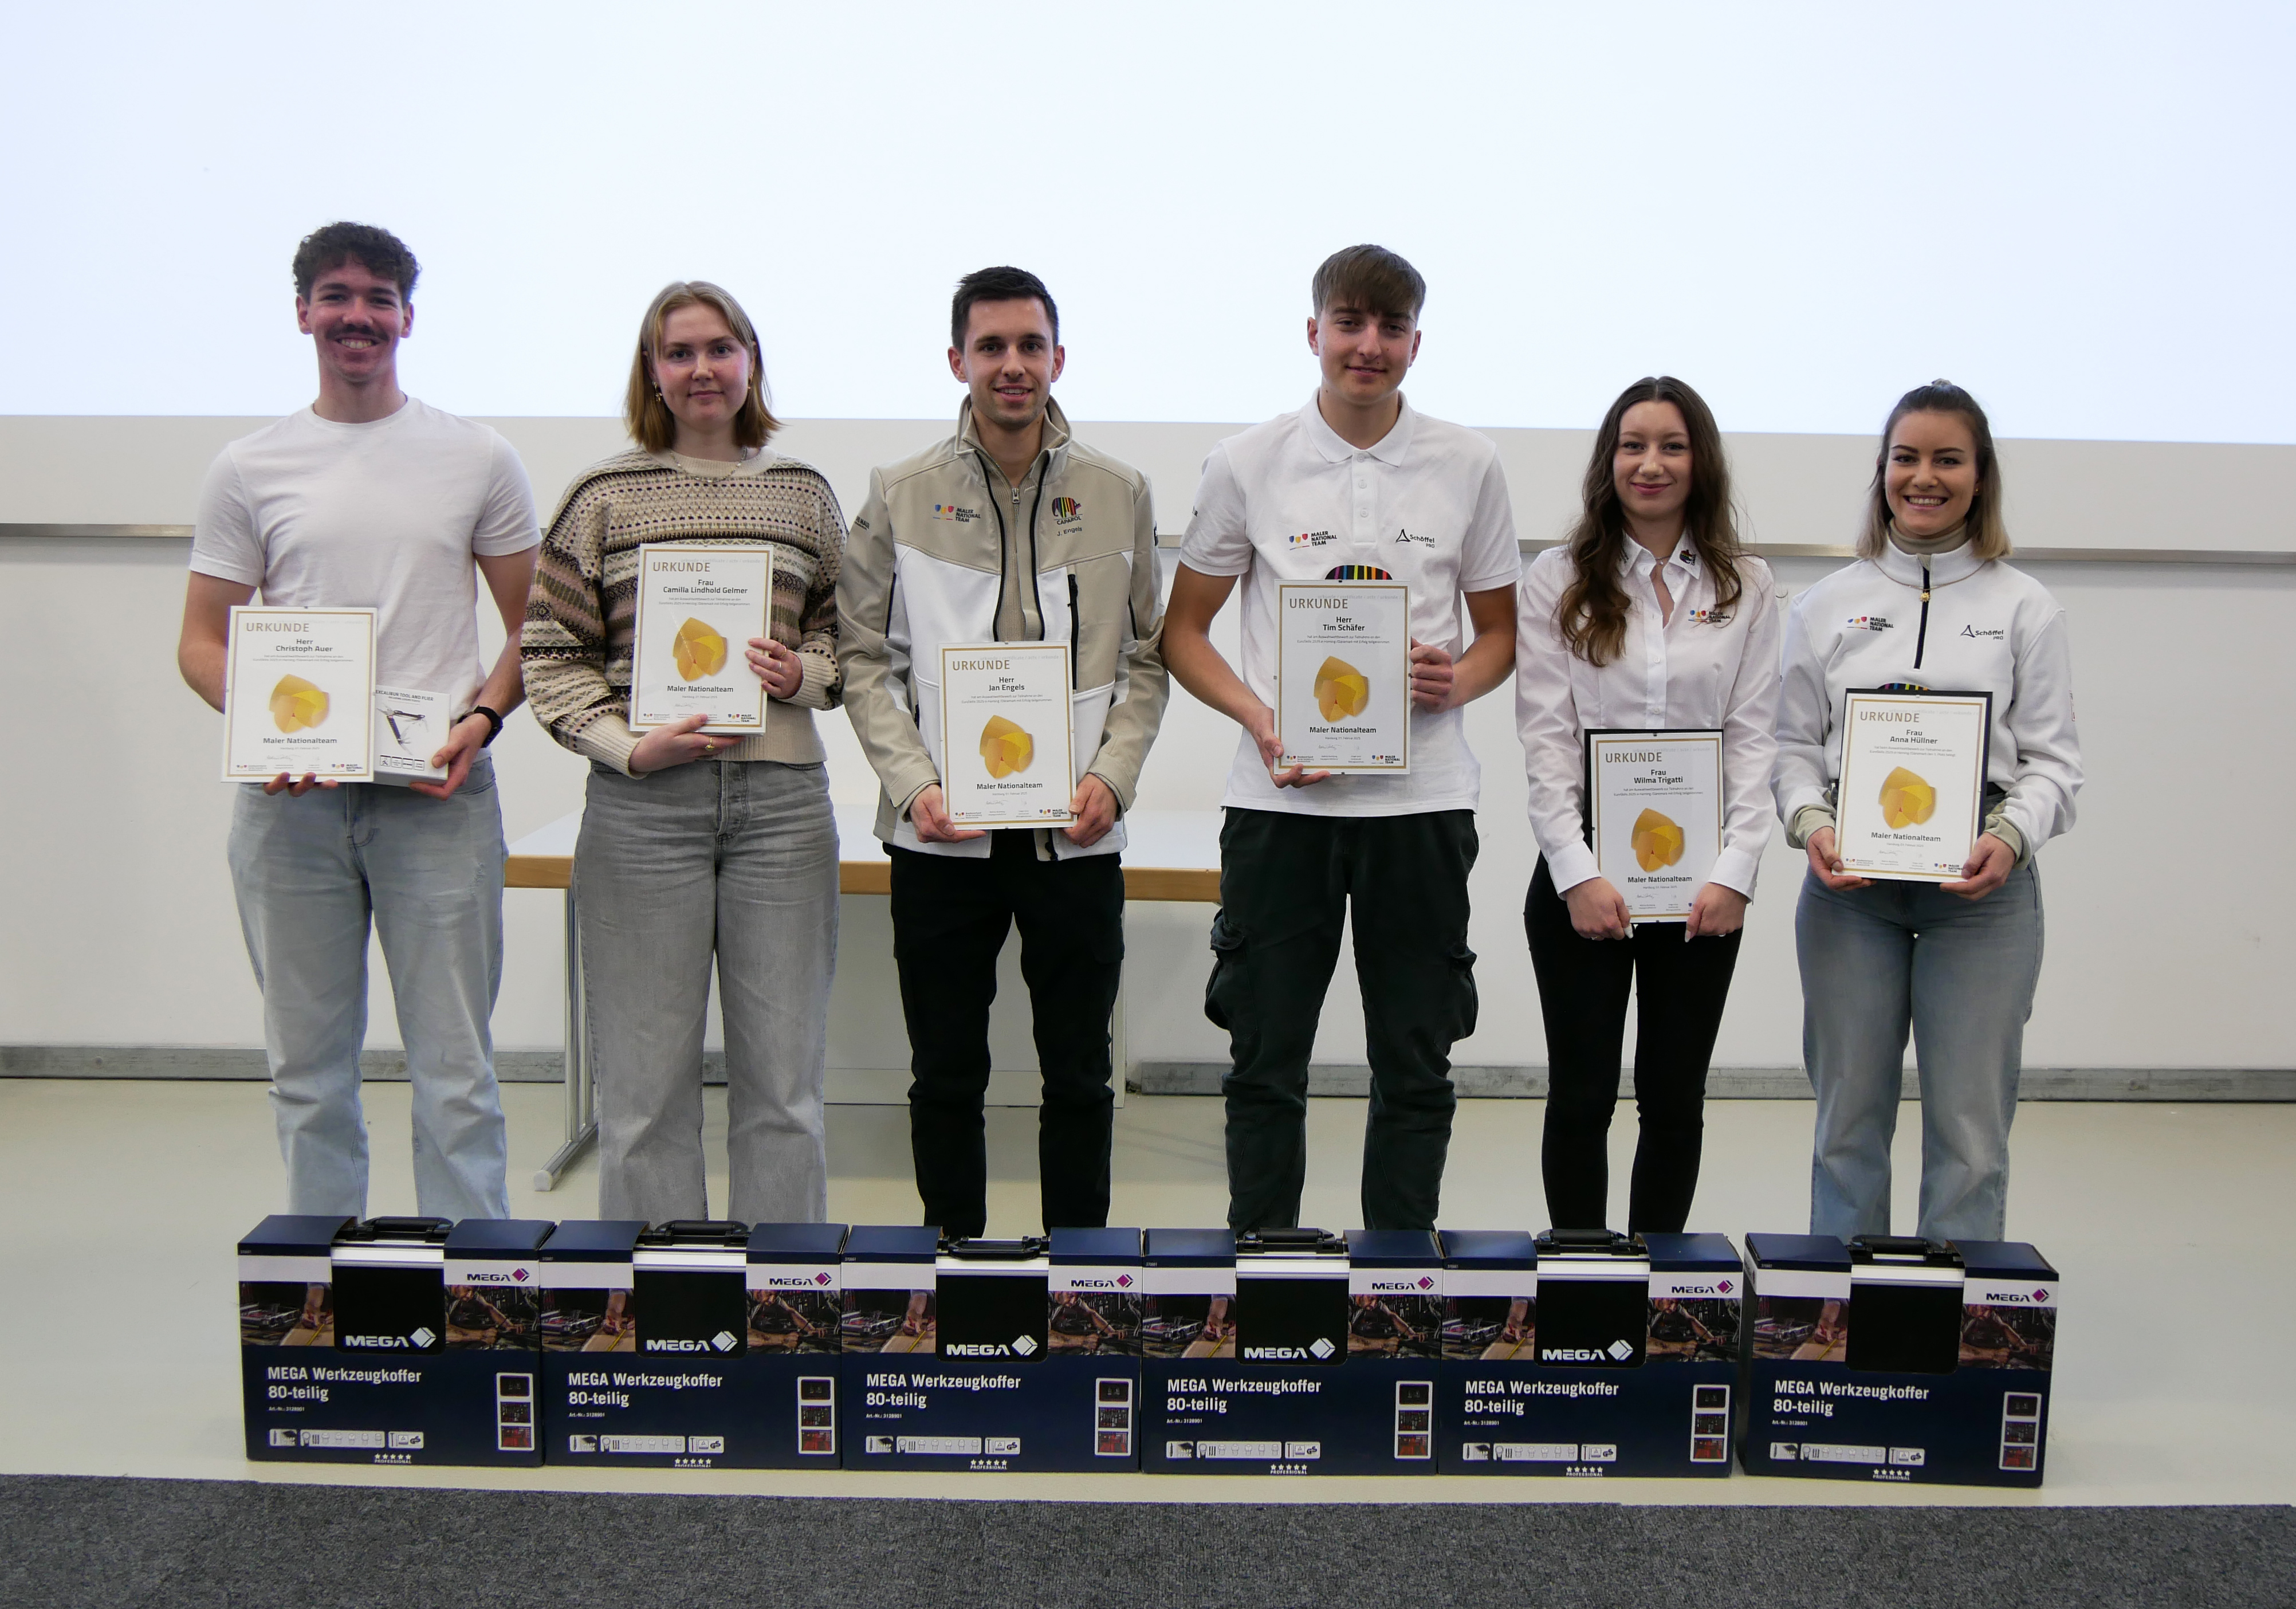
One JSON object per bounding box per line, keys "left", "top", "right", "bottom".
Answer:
{"left": 1796, "top": 861, "right": 2045, "bottom": 1242}
{"left": 228, "top": 758, "right": 510, "bottom": 1221}
{"left": 575, "top": 759, "right": 837, "bottom": 1225}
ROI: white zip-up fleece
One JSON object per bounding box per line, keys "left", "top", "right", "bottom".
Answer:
{"left": 1773, "top": 542, "right": 2082, "bottom": 857}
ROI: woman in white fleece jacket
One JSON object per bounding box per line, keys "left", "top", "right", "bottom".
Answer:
{"left": 1773, "top": 381, "right": 2082, "bottom": 1243}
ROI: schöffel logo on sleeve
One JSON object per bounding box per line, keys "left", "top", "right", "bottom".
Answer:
{"left": 1846, "top": 615, "right": 1893, "bottom": 631}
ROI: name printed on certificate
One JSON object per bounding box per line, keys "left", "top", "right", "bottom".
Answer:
{"left": 938, "top": 643, "right": 1077, "bottom": 828}
{"left": 1586, "top": 730, "right": 1724, "bottom": 921}
{"left": 1275, "top": 581, "right": 1411, "bottom": 774}
{"left": 628, "top": 543, "right": 773, "bottom": 734}
{"left": 372, "top": 685, "right": 450, "bottom": 783}
{"left": 1833, "top": 689, "right": 1994, "bottom": 881}
{"left": 221, "top": 606, "right": 377, "bottom": 783}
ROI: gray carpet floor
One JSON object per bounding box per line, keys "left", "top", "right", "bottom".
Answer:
{"left": 2, "top": 1475, "right": 2290, "bottom": 1608}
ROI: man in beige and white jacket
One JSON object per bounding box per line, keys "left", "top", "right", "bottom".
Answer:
{"left": 837, "top": 265, "right": 1169, "bottom": 1238}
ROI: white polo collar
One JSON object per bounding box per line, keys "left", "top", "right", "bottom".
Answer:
{"left": 1617, "top": 533, "right": 1699, "bottom": 579}
{"left": 1302, "top": 389, "right": 1417, "bottom": 465}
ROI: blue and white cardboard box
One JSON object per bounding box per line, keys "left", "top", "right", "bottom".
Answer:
{"left": 1140, "top": 1229, "right": 1443, "bottom": 1476}
{"left": 1739, "top": 1234, "right": 2058, "bottom": 1487}
{"left": 541, "top": 1219, "right": 846, "bottom": 1470}
{"left": 840, "top": 1227, "right": 1143, "bottom": 1473}
{"left": 238, "top": 1215, "right": 552, "bottom": 1466}
{"left": 1437, "top": 1230, "right": 1740, "bottom": 1478}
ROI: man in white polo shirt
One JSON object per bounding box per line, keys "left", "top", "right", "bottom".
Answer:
{"left": 1164, "top": 244, "right": 1520, "bottom": 1231}
{"left": 175, "top": 222, "right": 540, "bottom": 1220}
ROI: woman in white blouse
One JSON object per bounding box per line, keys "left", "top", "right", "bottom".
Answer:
{"left": 1516, "top": 376, "right": 1780, "bottom": 1233}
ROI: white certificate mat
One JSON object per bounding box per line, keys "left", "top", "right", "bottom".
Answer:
{"left": 221, "top": 606, "right": 376, "bottom": 782}
{"left": 1586, "top": 730, "right": 1724, "bottom": 921}
{"left": 938, "top": 643, "right": 1077, "bottom": 828}
{"left": 627, "top": 543, "right": 772, "bottom": 733}
{"left": 372, "top": 685, "right": 449, "bottom": 782}
{"left": 1834, "top": 689, "right": 1993, "bottom": 881}
{"left": 1275, "top": 582, "right": 1410, "bottom": 774}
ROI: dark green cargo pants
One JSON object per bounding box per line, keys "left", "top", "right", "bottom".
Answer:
{"left": 1205, "top": 807, "right": 1479, "bottom": 1231}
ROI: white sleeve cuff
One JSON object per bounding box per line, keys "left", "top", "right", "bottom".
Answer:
{"left": 1709, "top": 846, "right": 1760, "bottom": 899}
{"left": 1543, "top": 839, "right": 1601, "bottom": 893}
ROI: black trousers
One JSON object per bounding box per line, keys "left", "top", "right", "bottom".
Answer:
{"left": 888, "top": 833, "right": 1125, "bottom": 1239}
{"left": 1206, "top": 808, "right": 1479, "bottom": 1232}
{"left": 1525, "top": 857, "right": 1743, "bottom": 1234}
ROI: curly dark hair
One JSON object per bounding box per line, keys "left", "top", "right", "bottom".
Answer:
{"left": 292, "top": 222, "right": 420, "bottom": 301}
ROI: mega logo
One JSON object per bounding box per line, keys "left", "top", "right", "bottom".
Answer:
{"left": 344, "top": 1327, "right": 434, "bottom": 1349}
{"left": 761, "top": 1274, "right": 833, "bottom": 1289}
{"left": 1542, "top": 1340, "right": 1635, "bottom": 1363}
{"left": 1366, "top": 1278, "right": 1435, "bottom": 1293}
{"left": 1063, "top": 1276, "right": 1133, "bottom": 1290}
{"left": 1244, "top": 1337, "right": 1336, "bottom": 1361}
{"left": 947, "top": 1335, "right": 1040, "bottom": 1358}
{"left": 646, "top": 1331, "right": 740, "bottom": 1353}
{"left": 463, "top": 1268, "right": 531, "bottom": 1284}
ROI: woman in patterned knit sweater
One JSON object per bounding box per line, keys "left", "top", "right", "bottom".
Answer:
{"left": 521, "top": 280, "right": 844, "bottom": 1225}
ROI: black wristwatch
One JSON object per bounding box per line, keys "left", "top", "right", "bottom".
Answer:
{"left": 465, "top": 705, "right": 505, "bottom": 747}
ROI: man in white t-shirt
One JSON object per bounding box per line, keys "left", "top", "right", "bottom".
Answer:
{"left": 1164, "top": 245, "right": 1520, "bottom": 1232}
{"left": 175, "top": 222, "right": 541, "bottom": 1220}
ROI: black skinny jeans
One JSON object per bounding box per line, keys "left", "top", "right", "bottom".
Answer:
{"left": 1525, "top": 857, "right": 1742, "bottom": 1234}
{"left": 889, "top": 833, "right": 1125, "bottom": 1238}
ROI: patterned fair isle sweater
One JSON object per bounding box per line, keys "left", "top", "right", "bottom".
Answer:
{"left": 522, "top": 446, "right": 845, "bottom": 774}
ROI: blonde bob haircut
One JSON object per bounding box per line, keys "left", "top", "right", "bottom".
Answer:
{"left": 1858, "top": 379, "right": 2011, "bottom": 562}
{"left": 624, "top": 280, "right": 780, "bottom": 453}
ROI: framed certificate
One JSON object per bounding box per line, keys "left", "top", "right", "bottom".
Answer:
{"left": 372, "top": 685, "right": 450, "bottom": 783}
{"left": 938, "top": 643, "right": 1077, "bottom": 828}
{"left": 627, "top": 543, "right": 772, "bottom": 733}
{"left": 221, "top": 606, "right": 376, "bottom": 782}
{"left": 1833, "top": 689, "right": 1994, "bottom": 881}
{"left": 1275, "top": 581, "right": 1410, "bottom": 774}
{"left": 1585, "top": 730, "right": 1724, "bottom": 922}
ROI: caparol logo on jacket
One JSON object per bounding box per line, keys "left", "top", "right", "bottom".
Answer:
{"left": 1051, "top": 497, "right": 1083, "bottom": 523}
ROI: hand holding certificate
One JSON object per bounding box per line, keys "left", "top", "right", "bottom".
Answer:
{"left": 938, "top": 643, "right": 1077, "bottom": 828}
{"left": 1832, "top": 690, "right": 1993, "bottom": 881}
{"left": 1275, "top": 582, "right": 1411, "bottom": 774}
{"left": 628, "top": 543, "right": 774, "bottom": 735}
{"left": 1586, "top": 731, "right": 1724, "bottom": 922}
{"left": 222, "top": 606, "right": 377, "bottom": 783}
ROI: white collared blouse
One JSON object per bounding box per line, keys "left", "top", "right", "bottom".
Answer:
{"left": 1515, "top": 536, "right": 1783, "bottom": 896}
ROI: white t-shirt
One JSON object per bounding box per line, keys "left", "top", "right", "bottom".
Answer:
{"left": 1178, "top": 392, "right": 1520, "bottom": 816}
{"left": 191, "top": 398, "right": 540, "bottom": 714}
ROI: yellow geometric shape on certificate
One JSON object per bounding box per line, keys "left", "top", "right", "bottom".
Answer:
{"left": 269, "top": 674, "right": 329, "bottom": 732}
{"left": 673, "top": 618, "right": 727, "bottom": 681}
{"left": 980, "top": 715, "right": 1034, "bottom": 779}
{"left": 1631, "top": 808, "right": 1686, "bottom": 872}
{"left": 1314, "top": 656, "right": 1370, "bottom": 723}
{"left": 1878, "top": 766, "right": 1937, "bottom": 830}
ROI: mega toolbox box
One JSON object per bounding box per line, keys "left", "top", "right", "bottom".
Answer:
{"left": 1139, "top": 1228, "right": 1444, "bottom": 1476}
{"left": 238, "top": 1214, "right": 553, "bottom": 1466}
{"left": 840, "top": 1227, "right": 1143, "bottom": 1473}
{"left": 540, "top": 1219, "right": 846, "bottom": 1469}
{"left": 1437, "top": 1229, "right": 1740, "bottom": 1478}
{"left": 1740, "top": 1234, "right": 2058, "bottom": 1487}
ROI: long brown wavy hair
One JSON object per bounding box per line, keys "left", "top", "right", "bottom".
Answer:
{"left": 1555, "top": 376, "right": 1744, "bottom": 666}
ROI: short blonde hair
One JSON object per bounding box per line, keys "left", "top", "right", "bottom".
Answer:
{"left": 1857, "top": 380, "right": 2011, "bottom": 562}
{"left": 624, "top": 280, "right": 780, "bottom": 453}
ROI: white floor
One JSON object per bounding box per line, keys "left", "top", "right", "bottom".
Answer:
{"left": 3, "top": 1077, "right": 2289, "bottom": 1507}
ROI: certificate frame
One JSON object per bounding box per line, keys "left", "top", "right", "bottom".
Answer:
{"left": 1583, "top": 728, "right": 1725, "bottom": 923}
{"left": 627, "top": 541, "right": 773, "bottom": 735}
{"left": 221, "top": 605, "right": 378, "bottom": 783}
{"left": 1273, "top": 580, "right": 1412, "bottom": 775}
{"left": 937, "top": 642, "right": 1078, "bottom": 829}
{"left": 1833, "top": 688, "right": 1995, "bottom": 882}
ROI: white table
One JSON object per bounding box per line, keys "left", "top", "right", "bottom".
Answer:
{"left": 505, "top": 803, "right": 1222, "bottom": 1189}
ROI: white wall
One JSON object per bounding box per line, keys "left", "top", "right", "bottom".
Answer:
{"left": 1, "top": 417, "right": 2290, "bottom": 1074}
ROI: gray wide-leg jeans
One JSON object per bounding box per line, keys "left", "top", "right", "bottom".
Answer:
{"left": 576, "top": 759, "right": 836, "bottom": 1224}
{"left": 1796, "top": 861, "right": 2045, "bottom": 1243}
